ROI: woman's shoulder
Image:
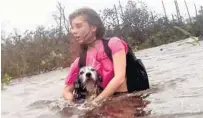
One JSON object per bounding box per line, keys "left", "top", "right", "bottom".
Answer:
{"left": 107, "top": 36, "right": 128, "bottom": 54}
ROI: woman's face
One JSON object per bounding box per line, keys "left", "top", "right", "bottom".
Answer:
{"left": 70, "top": 16, "right": 97, "bottom": 44}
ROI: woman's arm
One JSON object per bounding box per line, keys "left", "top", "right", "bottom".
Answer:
{"left": 63, "top": 57, "right": 79, "bottom": 101}
{"left": 63, "top": 84, "right": 74, "bottom": 101}
{"left": 93, "top": 49, "right": 126, "bottom": 102}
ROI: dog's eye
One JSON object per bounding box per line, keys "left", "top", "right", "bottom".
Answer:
{"left": 79, "top": 71, "right": 84, "bottom": 75}
{"left": 90, "top": 68, "right": 95, "bottom": 71}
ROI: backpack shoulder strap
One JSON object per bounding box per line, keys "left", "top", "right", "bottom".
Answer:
{"left": 102, "top": 37, "right": 113, "bottom": 61}
{"left": 78, "top": 46, "right": 88, "bottom": 68}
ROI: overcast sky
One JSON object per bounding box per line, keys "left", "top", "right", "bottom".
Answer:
{"left": 1, "top": 0, "right": 202, "bottom": 36}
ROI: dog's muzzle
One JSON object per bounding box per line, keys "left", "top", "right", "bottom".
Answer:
{"left": 86, "top": 72, "right": 91, "bottom": 78}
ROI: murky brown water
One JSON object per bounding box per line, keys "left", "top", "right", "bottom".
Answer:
{"left": 2, "top": 38, "right": 203, "bottom": 118}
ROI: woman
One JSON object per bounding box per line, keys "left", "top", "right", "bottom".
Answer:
{"left": 63, "top": 7, "right": 129, "bottom": 104}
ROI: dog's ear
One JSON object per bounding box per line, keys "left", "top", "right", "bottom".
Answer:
{"left": 75, "top": 77, "right": 87, "bottom": 93}
{"left": 95, "top": 85, "right": 103, "bottom": 95}
{"left": 73, "top": 77, "right": 87, "bottom": 101}
{"left": 74, "top": 77, "right": 83, "bottom": 90}
{"left": 74, "top": 82, "right": 80, "bottom": 89}
{"left": 74, "top": 78, "right": 80, "bottom": 88}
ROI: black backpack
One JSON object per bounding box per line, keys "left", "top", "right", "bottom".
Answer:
{"left": 78, "top": 37, "right": 150, "bottom": 93}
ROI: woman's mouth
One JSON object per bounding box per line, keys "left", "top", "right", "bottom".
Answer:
{"left": 75, "top": 36, "right": 82, "bottom": 42}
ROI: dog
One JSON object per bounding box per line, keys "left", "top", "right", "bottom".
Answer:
{"left": 73, "top": 66, "right": 103, "bottom": 103}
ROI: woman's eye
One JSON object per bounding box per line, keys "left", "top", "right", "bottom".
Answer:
{"left": 76, "top": 24, "right": 82, "bottom": 29}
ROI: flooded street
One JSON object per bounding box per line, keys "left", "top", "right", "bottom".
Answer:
{"left": 2, "top": 39, "right": 203, "bottom": 118}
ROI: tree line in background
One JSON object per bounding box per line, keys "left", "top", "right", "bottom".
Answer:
{"left": 1, "top": 0, "right": 203, "bottom": 85}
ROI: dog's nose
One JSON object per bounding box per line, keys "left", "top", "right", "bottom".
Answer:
{"left": 86, "top": 72, "right": 91, "bottom": 77}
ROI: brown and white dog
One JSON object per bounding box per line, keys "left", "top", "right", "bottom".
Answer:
{"left": 73, "top": 66, "right": 103, "bottom": 103}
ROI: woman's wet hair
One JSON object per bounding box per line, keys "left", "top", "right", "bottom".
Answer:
{"left": 69, "top": 7, "right": 105, "bottom": 39}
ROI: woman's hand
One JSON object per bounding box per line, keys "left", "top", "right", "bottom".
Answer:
{"left": 63, "top": 85, "right": 74, "bottom": 101}
{"left": 87, "top": 98, "right": 102, "bottom": 107}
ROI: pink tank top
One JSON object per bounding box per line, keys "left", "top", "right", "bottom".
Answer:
{"left": 65, "top": 37, "right": 128, "bottom": 88}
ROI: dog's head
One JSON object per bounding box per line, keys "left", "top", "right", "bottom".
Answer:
{"left": 78, "top": 66, "right": 102, "bottom": 91}
{"left": 73, "top": 66, "right": 103, "bottom": 101}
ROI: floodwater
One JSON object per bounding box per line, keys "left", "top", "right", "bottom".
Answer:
{"left": 2, "top": 38, "right": 203, "bottom": 118}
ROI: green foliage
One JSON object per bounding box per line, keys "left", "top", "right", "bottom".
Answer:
{"left": 2, "top": 73, "right": 12, "bottom": 85}
{"left": 174, "top": 26, "right": 191, "bottom": 36}
{"left": 1, "top": 73, "right": 12, "bottom": 89}
{"left": 189, "top": 36, "right": 200, "bottom": 46}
